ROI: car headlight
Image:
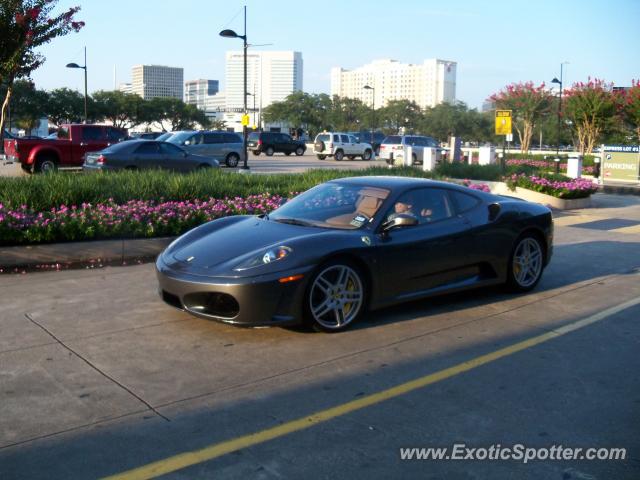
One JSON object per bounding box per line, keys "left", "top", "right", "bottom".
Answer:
{"left": 233, "top": 246, "right": 293, "bottom": 271}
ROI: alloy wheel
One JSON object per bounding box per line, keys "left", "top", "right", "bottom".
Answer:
{"left": 309, "top": 265, "right": 364, "bottom": 330}
{"left": 512, "top": 237, "right": 543, "bottom": 288}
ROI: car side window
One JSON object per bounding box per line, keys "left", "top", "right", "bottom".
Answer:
{"left": 224, "top": 133, "right": 242, "bottom": 143}
{"left": 82, "top": 126, "right": 104, "bottom": 142}
{"left": 159, "top": 143, "right": 183, "bottom": 155}
{"left": 135, "top": 143, "right": 160, "bottom": 154}
{"left": 340, "top": 134, "right": 350, "bottom": 143}
{"left": 333, "top": 134, "right": 341, "bottom": 143}
{"left": 204, "top": 133, "right": 222, "bottom": 144}
{"left": 450, "top": 190, "right": 481, "bottom": 213}
{"left": 184, "top": 133, "right": 202, "bottom": 146}
{"left": 281, "top": 134, "right": 292, "bottom": 142}
{"left": 385, "top": 188, "right": 454, "bottom": 225}
{"left": 107, "top": 128, "right": 126, "bottom": 142}
{"left": 349, "top": 135, "right": 358, "bottom": 143}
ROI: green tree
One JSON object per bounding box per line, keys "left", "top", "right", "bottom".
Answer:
{"left": 377, "top": 99, "right": 423, "bottom": 133}
{"left": 618, "top": 80, "right": 640, "bottom": 144}
{"left": 563, "top": 79, "right": 617, "bottom": 154}
{"left": 146, "top": 97, "right": 208, "bottom": 131}
{"left": 5, "top": 79, "right": 47, "bottom": 134}
{"left": 46, "top": 87, "right": 85, "bottom": 125}
{"left": 0, "top": 0, "right": 83, "bottom": 145}
{"left": 489, "top": 82, "right": 554, "bottom": 153}
{"left": 92, "top": 90, "right": 146, "bottom": 129}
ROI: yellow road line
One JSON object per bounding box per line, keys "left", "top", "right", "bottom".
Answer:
{"left": 104, "top": 296, "right": 640, "bottom": 480}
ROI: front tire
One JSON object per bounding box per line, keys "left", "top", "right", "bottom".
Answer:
{"left": 225, "top": 153, "right": 240, "bottom": 168}
{"left": 305, "top": 261, "right": 366, "bottom": 332}
{"left": 362, "top": 149, "right": 372, "bottom": 161}
{"left": 506, "top": 234, "right": 545, "bottom": 292}
{"left": 295, "top": 146, "right": 305, "bottom": 156}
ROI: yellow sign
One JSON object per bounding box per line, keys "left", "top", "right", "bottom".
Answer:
{"left": 495, "top": 110, "right": 512, "bottom": 135}
{"left": 241, "top": 114, "right": 250, "bottom": 126}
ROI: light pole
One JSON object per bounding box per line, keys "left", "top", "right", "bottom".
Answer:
{"left": 220, "top": 6, "right": 249, "bottom": 169}
{"left": 551, "top": 62, "right": 569, "bottom": 157}
{"left": 363, "top": 84, "right": 375, "bottom": 133}
{"left": 66, "top": 46, "right": 88, "bottom": 124}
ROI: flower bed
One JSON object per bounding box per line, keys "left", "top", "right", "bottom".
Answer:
{"left": 504, "top": 174, "right": 598, "bottom": 199}
{"left": 461, "top": 179, "right": 491, "bottom": 192}
{"left": 0, "top": 194, "right": 285, "bottom": 246}
{"left": 506, "top": 159, "right": 595, "bottom": 175}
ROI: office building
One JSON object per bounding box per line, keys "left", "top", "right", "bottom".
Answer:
{"left": 224, "top": 51, "right": 303, "bottom": 111}
{"left": 331, "top": 59, "right": 456, "bottom": 109}
{"left": 131, "top": 65, "right": 184, "bottom": 100}
{"left": 185, "top": 79, "right": 219, "bottom": 110}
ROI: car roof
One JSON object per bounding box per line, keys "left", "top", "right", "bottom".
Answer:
{"left": 328, "top": 176, "right": 467, "bottom": 190}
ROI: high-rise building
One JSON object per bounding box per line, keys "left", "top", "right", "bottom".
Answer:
{"left": 224, "top": 51, "right": 303, "bottom": 111}
{"left": 131, "top": 65, "right": 184, "bottom": 100}
{"left": 185, "top": 79, "right": 219, "bottom": 110}
{"left": 331, "top": 59, "right": 456, "bottom": 109}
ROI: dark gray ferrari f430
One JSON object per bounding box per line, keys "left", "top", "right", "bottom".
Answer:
{"left": 156, "top": 176, "right": 553, "bottom": 332}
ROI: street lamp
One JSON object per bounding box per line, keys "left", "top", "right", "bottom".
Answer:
{"left": 363, "top": 84, "right": 375, "bottom": 133}
{"left": 66, "top": 46, "right": 88, "bottom": 124}
{"left": 551, "top": 61, "right": 569, "bottom": 156}
{"left": 220, "top": 6, "right": 249, "bottom": 169}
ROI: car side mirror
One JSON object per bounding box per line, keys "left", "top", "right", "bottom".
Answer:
{"left": 488, "top": 203, "right": 501, "bottom": 222}
{"left": 382, "top": 214, "right": 418, "bottom": 232}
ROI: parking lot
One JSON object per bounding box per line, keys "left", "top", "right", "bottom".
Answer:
{"left": 0, "top": 150, "right": 389, "bottom": 177}
{"left": 1, "top": 193, "right": 639, "bottom": 479}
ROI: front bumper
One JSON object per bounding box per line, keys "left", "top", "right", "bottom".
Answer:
{"left": 156, "top": 255, "right": 314, "bottom": 327}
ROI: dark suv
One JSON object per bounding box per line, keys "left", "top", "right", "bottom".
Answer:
{"left": 348, "top": 131, "right": 386, "bottom": 156}
{"left": 248, "top": 131, "right": 306, "bottom": 156}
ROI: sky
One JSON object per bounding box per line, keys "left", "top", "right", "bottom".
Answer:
{"left": 30, "top": 0, "right": 640, "bottom": 110}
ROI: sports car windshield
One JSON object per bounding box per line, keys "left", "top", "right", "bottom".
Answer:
{"left": 270, "top": 183, "right": 390, "bottom": 230}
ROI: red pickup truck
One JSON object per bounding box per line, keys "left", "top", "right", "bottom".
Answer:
{"left": 3, "top": 124, "right": 128, "bottom": 173}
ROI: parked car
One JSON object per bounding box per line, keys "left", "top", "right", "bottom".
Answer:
{"left": 83, "top": 140, "right": 219, "bottom": 172}
{"left": 3, "top": 124, "right": 128, "bottom": 173}
{"left": 313, "top": 132, "right": 373, "bottom": 161}
{"left": 156, "top": 176, "right": 553, "bottom": 332}
{"left": 379, "top": 135, "right": 440, "bottom": 165}
{"left": 348, "top": 131, "right": 386, "bottom": 156}
{"left": 167, "top": 130, "right": 244, "bottom": 168}
{"left": 247, "top": 131, "right": 306, "bottom": 156}
{"left": 155, "top": 132, "right": 175, "bottom": 142}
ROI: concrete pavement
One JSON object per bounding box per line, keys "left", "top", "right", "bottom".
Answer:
{"left": 0, "top": 192, "right": 639, "bottom": 478}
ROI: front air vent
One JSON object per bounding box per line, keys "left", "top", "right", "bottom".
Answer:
{"left": 183, "top": 292, "right": 240, "bottom": 319}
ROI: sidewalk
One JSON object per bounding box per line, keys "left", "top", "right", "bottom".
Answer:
{"left": 0, "top": 236, "right": 174, "bottom": 271}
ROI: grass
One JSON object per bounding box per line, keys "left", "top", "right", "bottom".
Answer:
{"left": 0, "top": 167, "right": 436, "bottom": 211}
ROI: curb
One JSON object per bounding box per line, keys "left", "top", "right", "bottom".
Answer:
{"left": 598, "top": 184, "right": 640, "bottom": 196}
{"left": 0, "top": 236, "right": 175, "bottom": 270}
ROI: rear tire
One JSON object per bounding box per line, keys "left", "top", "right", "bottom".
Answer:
{"left": 334, "top": 149, "right": 344, "bottom": 161}
{"left": 253, "top": 150, "right": 261, "bottom": 156}
{"left": 362, "top": 149, "right": 372, "bottom": 161}
{"left": 225, "top": 153, "right": 240, "bottom": 168}
{"left": 35, "top": 156, "right": 57, "bottom": 173}
{"left": 265, "top": 146, "right": 275, "bottom": 156}
{"left": 317, "top": 155, "right": 326, "bottom": 160}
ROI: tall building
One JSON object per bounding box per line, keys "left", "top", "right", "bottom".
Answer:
{"left": 331, "top": 59, "right": 456, "bottom": 109}
{"left": 185, "top": 79, "right": 219, "bottom": 110}
{"left": 224, "top": 51, "right": 303, "bottom": 111}
{"left": 131, "top": 65, "right": 184, "bottom": 100}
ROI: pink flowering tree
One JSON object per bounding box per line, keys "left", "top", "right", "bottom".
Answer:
{"left": 489, "top": 82, "right": 554, "bottom": 153}
{"left": 0, "top": 0, "right": 84, "bottom": 141}
{"left": 563, "top": 79, "right": 617, "bottom": 154}
{"left": 618, "top": 79, "right": 640, "bottom": 145}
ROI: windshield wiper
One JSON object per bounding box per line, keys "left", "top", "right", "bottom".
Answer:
{"left": 273, "top": 217, "right": 314, "bottom": 227}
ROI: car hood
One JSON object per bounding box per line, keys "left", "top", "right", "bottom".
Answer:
{"left": 167, "top": 216, "right": 323, "bottom": 275}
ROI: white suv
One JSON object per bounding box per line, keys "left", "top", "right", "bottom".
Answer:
{"left": 313, "top": 132, "right": 373, "bottom": 161}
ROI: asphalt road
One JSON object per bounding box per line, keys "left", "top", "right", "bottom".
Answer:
{"left": 0, "top": 151, "right": 390, "bottom": 177}
{"left": 1, "top": 194, "right": 640, "bottom": 479}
